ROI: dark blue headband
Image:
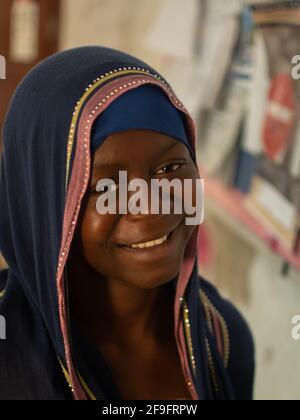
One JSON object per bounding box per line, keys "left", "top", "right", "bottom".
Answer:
{"left": 91, "top": 84, "right": 194, "bottom": 159}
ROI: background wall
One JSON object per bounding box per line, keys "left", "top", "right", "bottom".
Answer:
{"left": 60, "top": 0, "right": 163, "bottom": 70}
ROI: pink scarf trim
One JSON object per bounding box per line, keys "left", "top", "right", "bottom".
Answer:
{"left": 56, "top": 74, "right": 200, "bottom": 400}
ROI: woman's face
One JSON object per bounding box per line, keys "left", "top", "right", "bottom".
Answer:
{"left": 77, "top": 129, "right": 199, "bottom": 289}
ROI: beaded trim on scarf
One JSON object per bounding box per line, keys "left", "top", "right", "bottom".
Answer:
{"left": 200, "top": 289, "right": 230, "bottom": 369}
{"left": 57, "top": 67, "right": 195, "bottom": 400}
{"left": 65, "top": 67, "right": 186, "bottom": 189}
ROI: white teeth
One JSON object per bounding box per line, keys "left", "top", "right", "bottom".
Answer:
{"left": 130, "top": 235, "right": 168, "bottom": 249}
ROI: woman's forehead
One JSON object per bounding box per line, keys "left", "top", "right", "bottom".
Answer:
{"left": 92, "top": 130, "right": 187, "bottom": 168}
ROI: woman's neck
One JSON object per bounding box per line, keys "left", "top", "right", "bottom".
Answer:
{"left": 67, "top": 262, "right": 175, "bottom": 350}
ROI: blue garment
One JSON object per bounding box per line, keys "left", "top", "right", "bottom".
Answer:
{"left": 0, "top": 46, "right": 255, "bottom": 400}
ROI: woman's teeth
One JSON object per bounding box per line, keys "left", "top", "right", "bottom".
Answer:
{"left": 129, "top": 234, "right": 168, "bottom": 249}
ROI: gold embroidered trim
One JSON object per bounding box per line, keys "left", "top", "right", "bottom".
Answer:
{"left": 64, "top": 67, "right": 181, "bottom": 188}
{"left": 205, "top": 337, "right": 220, "bottom": 395}
{"left": 0, "top": 289, "right": 5, "bottom": 299}
{"left": 182, "top": 291, "right": 227, "bottom": 397}
{"left": 77, "top": 373, "right": 97, "bottom": 401}
{"left": 58, "top": 357, "right": 97, "bottom": 400}
{"left": 182, "top": 298, "right": 196, "bottom": 376}
{"left": 200, "top": 289, "right": 230, "bottom": 368}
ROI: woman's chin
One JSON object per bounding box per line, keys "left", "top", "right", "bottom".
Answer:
{"left": 123, "top": 267, "right": 181, "bottom": 290}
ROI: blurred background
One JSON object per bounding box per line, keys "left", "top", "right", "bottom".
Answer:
{"left": 1, "top": 0, "right": 300, "bottom": 400}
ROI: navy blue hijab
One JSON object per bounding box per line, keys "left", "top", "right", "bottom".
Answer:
{"left": 91, "top": 83, "right": 194, "bottom": 160}
{"left": 0, "top": 47, "right": 254, "bottom": 400}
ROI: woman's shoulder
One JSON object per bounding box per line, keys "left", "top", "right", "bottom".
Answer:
{"left": 199, "top": 276, "right": 256, "bottom": 400}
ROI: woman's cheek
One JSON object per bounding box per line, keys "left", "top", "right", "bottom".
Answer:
{"left": 81, "top": 204, "right": 114, "bottom": 249}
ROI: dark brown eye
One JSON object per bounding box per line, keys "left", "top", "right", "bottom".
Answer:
{"left": 156, "top": 163, "right": 184, "bottom": 175}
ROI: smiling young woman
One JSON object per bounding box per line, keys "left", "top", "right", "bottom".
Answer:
{"left": 0, "top": 46, "right": 255, "bottom": 400}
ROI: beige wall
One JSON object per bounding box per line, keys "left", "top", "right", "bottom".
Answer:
{"left": 59, "top": 0, "right": 164, "bottom": 71}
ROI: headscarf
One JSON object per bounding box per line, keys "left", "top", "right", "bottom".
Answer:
{"left": 0, "top": 46, "right": 235, "bottom": 400}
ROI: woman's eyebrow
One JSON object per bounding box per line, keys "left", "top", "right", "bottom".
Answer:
{"left": 93, "top": 141, "right": 186, "bottom": 169}
{"left": 161, "top": 141, "right": 184, "bottom": 153}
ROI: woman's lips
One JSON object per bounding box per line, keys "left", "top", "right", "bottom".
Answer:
{"left": 119, "top": 219, "right": 181, "bottom": 248}
{"left": 122, "top": 230, "right": 172, "bottom": 249}
{"left": 118, "top": 220, "right": 183, "bottom": 261}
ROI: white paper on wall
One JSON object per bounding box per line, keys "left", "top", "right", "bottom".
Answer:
{"left": 145, "top": 0, "right": 242, "bottom": 116}
{"left": 207, "top": 0, "right": 243, "bottom": 16}
{"left": 243, "top": 32, "right": 270, "bottom": 155}
{"left": 180, "top": 0, "right": 243, "bottom": 114}
{"left": 191, "top": 15, "right": 240, "bottom": 111}
{"left": 256, "top": 178, "right": 297, "bottom": 231}
{"left": 146, "top": 0, "right": 200, "bottom": 60}
{"left": 199, "top": 77, "right": 249, "bottom": 174}
{"left": 10, "top": 0, "right": 40, "bottom": 63}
